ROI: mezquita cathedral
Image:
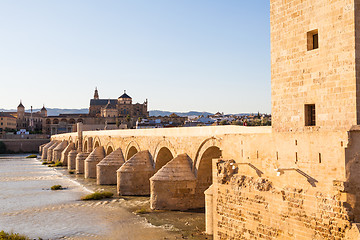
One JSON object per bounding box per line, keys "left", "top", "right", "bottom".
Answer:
{"left": 11, "top": 88, "right": 149, "bottom": 135}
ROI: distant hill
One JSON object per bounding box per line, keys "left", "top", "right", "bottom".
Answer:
{"left": 0, "top": 108, "right": 262, "bottom": 117}
{"left": 149, "top": 110, "right": 213, "bottom": 117}
{"left": 0, "top": 108, "right": 89, "bottom": 116}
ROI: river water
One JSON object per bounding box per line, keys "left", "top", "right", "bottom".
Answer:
{"left": 0, "top": 154, "right": 194, "bottom": 240}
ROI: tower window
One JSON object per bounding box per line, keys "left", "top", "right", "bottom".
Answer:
{"left": 305, "top": 104, "right": 316, "bottom": 126}
{"left": 307, "top": 29, "right": 319, "bottom": 50}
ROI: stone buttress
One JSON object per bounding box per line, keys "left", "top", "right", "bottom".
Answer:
{"left": 150, "top": 154, "right": 196, "bottom": 210}
{"left": 76, "top": 152, "right": 90, "bottom": 174}
{"left": 52, "top": 141, "right": 68, "bottom": 162}
{"left": 67, "top": 150, "right": 78, "bottom": 171}
{"left": 84, "top": 147, "right": 105, "bottom": 178}
{"left": 97, "top": 147, "right": 125, "bottom": 185}
{"left": 60, "top": 142, "right": 75, "bottom": 166}
{"left": 117, "top": 150, "right": 154, "bottom": 195}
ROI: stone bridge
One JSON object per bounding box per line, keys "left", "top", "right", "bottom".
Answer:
{"left": 39, "top": 123, "right": 360, "bottom": 239}
{"left": 41, "top": 124, "right": 271, "bottom": 210}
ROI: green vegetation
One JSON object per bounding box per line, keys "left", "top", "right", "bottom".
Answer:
{"left": 53, "top": 161, "right": 63, "bottom": 167}
{"left": 81, "top": 191, "right": 113, "bottom": 201}
{"left": 0, "top": 142, "right": 6, "bottom": 154}
{"left": 51, "top": 185, "right": 63, "bottom": 190}
{"left": 134, "top": 207, "right": 150, "bottom": 215}
{"left": 0, "top": 230, "right": 29, "bottom": 240}
{"left": 26, "top": 154, "right": 37, "bottom": 158}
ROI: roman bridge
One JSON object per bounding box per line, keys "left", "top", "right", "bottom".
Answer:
{"left": 40, "top": 124, "right": 271, "bottom": 210}
{"left": 39, "top": 123, "right": 360, "bottom": 239}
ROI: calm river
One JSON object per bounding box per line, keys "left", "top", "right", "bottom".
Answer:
{"left": 0, "top": 154, "right": 192, "bottom": 240}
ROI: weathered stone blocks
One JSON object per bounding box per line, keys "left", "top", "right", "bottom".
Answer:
{"left": 117, "top": 150, "right": 154, "bottom": 195}
{"left": 47, "top": 141, "right": 61, "bottom": 162}
{"left": 52, "top": 141, "right": 68, "bottom": 162}
{"left": 41, "top": 141, "right": 57, "bottom": 160}
{"left": 67, "top": 150, "right": 78, "bottom": 170}
{"left": 97, "top": 147, "right": 125, "bottom": 185}
{"left": 76, "top": 152, "right": 90, "bottom": 174}
{"left": 150, "top": 154, "right": 196, "bottom": 210}
{"left": 60, "top": 142, "right": 75, "bottom": 166}
{"left": 84, "top": 147, "right": 105, "bottom": 178}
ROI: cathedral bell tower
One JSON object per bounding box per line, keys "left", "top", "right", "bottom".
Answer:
{"left": 94, "top": 87, "right": 99, "bottom": 100}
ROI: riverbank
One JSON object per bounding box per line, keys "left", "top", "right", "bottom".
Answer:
{"left": 54, "top": 160, "right": 212, "bottom": 240}
{"left": 0, "top": 154, "right": 212, "bottom": 240}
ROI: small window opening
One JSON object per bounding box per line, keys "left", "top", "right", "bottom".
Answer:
{"left": 305, "top": 104, "right": 316, "bottom": 126}
{"left": 276, "top": 151, "right": 279, "bottom": 160}
{"left": 319, "top": 153, "right": 322, "bottom": 163}
{"left": 341, "top": 141, "right": 343, "bottom": 147}
{"left": 307, "top": 29, "right": 319, "bottom": 51}
{"left": 295, "top": 140, "right": 298, "bottom": 146}
{"left": 257, "top": 151, "right": 259, "bottom": 159}
{"left": 295, "top": 152, "right": 298, "bottom": 164}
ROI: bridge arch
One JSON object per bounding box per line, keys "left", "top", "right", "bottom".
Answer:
{"left": 125, "top": 141, "right": 141, "bottom": 160}
{"left": 105, "top": 142, "right": 115, "bottom": 155}
{"left": 83, "top": 138, "right": 88, "bottom": 152}
{"left": 193, "top": 137, "right": 222, "bottom": 176}
{"left": 93, "top": 136, "right": 101, "bottom": 148}
{"left": 153, "top": 140, "right": 177, "bottom": 172}
{"left": 193, "top": 137, "right": 222, "bottom": 208}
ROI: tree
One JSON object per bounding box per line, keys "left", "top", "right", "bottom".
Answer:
{"left": 219, "top": 120, "right": 228, "bottom": 125}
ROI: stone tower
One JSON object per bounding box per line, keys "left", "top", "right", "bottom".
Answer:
{"left": 271, "top": 0, "right": 359, "bottom": 132}
{"left": 17, "top": 100, "right": 25, "bottom": 119}
{"left": 40, "top": 105, "right": 47, "bottom": 117}
{"left": 94, "top": 87, "right": 99, "bottom": 100}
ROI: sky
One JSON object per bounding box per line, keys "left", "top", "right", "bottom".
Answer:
{"left": 0, "top": 1, "right": 271, "bottom": 114}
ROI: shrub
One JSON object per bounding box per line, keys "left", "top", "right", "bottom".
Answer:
{"left": 51, "top": 185, "right": 62, "bottom": 190}
{"left": 81, "top": 191, "right": 113, "bottom": 201}
{"left": 0, "top": 230, "right": 29, "bottom": 240}
{"left": 134, "top": 207, "right": 150, "bottom": 214}
{"left": 53, "top": 161, "right": 63, "bottom": 167}
{"left": 26, "top": 154, "right": 37, "bottom": 158}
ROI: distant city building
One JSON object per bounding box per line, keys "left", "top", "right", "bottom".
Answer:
{"left": 0, "top": 112, "right": 17, "bottom": 132}
{"left": 7, "top": 88, "right": 149, "bottom": 135}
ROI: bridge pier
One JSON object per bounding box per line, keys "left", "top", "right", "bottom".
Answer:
{"left": 117, "top": 150, "right": 154, "bottom": 196}
{"left": 53, "top": 141, "right": 68, "bottom": 162}
{"left": 76, "top": 152, "right": 90, "bottom": 174}
{"left": 60, "top": 142, "right": 75, "bottom": 166}
{"left": 97, "top": 148, "right": 125, "bottom": 185}
{"left": 67, "top": 150, "right": 78, "bottom": 170}
{"left": 150, "top": 154, "right": 197, "bottom": 210}
{"left": 47, "top": 141, "right": 60, "bottom": 162}
{"left": 41, "top": 141, "right": 57, "bottom": 160}
{"left": 84, "top": 147, "right": 105, "bottom": 178}
{"left": 204, "top": 185, "right": 214, "bottom": 235}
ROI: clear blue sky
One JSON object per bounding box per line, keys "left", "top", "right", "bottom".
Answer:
{"left": 0, "top": 1, "right": 271, "bottom": 114}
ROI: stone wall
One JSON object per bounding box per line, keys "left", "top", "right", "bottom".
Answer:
{"left": 212, "top": 159, "right": 353, "bottom": 239}
{"left": 271, "top": 0, "right": 358, "bottom": 132}
{"left": 1, "top": 139, "right": 49, "bottom": 153}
